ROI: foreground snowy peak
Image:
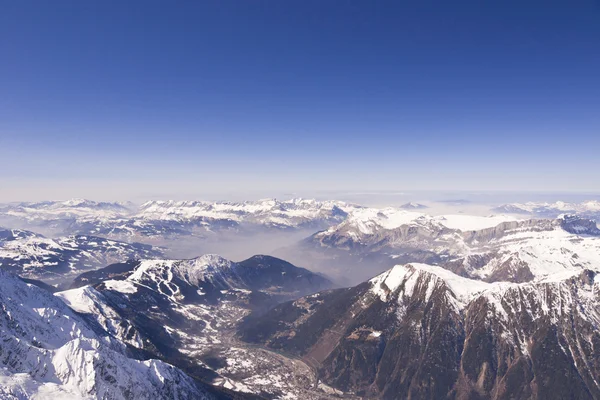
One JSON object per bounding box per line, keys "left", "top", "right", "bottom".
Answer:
{"left": 239, "top": 263, "right": 600, "bottom": 399}
{"left": 0, "top": 269, "right": 216, "bottom": 399}
{"left": 369, "top": 262, "right": 600, "bottom": 313}
{"left": 368, "top": 263, "right": 489, "bottom": 306}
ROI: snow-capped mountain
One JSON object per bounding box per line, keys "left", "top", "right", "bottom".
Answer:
{"left": 0, "top": 269, "right": 218, "bottom": 400}
{"left": 0, "top": 199, "right": 138, "bottom": 238}
{"left": 54, "top": 254, "right": 335, "bottom": 398}
{"left": 0, "top": 199, "right": 132, "bottom": 227}
{"left": 239, "top": 262, "right": 600, "bottom": 399}
{"left": 136, "top": 198, "right": 359, "bottom": 230}
{"left": 492, "top": 200, "right": 600, "bottom": 219}
{"left": 286, "top": 209, "right": 600, "bottom": 285}
{"left": 309, "top": 208, "right": 519, "bottom": 248}
{"left": 444, "top": 215, "right": 600, "bottom": 282}
{"left": 0, "top": 198, "right": 132, "bottom": 218}
{"left": 279, "top": 208, "right": 522, "bottom": 283}
{"left": 0, "top": 198, "right": 363, "bottom": 238}
{"left": 0, "top": 227, "right": 162, "bottom": 284}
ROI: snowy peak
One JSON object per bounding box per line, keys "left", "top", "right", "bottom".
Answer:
{"left": 59, "top": 198, "right": 131, "bottom": 210}
{"left": 399, "top": 202, "right": 428, "bottom": 209}
{"left": 313, "top": 208, "right": 432, "bottom": 243}
{"left": 370, "top": 262, "right": 600, "bottom": 314}
{"left": 369, "top": 263, "right": 488, "bottom": 306}
{"left": 476, "top": 268, "right": 600, "bottom": 326}
{"left": 0, "top": 268, "right": 98, "bottom": 349}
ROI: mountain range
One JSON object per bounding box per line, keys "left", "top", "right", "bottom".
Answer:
{"left": 0, "top": 198, "right": 362, "bottom": 239}
{"left": 285, "top": 209, "right": 600, "bottom": 285}
{"left": 492, "top": 200, "right": 600, "bottom": 219}
{"left": 2, "top": 197, "right": 600, "bottom": 399}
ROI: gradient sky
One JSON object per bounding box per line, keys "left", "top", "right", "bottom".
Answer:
{"left": 1, "top": 0, "right": 599, "bottom": 201}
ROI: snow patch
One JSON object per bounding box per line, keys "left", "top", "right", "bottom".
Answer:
{"left": 103, "top": 279, "right": 138, "bottom": 294}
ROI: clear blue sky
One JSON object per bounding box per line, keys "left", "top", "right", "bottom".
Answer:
{"left": 1, "top": 0, "right": 599, "bottom": 200}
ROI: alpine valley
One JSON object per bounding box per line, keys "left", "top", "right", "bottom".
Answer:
{"left": 1, "top": 198, "right": 599, "bottom": 399}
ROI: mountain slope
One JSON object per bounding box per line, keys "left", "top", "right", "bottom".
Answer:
{"left": 0, "top": 268, "right": 218, "bottom": 400}
{"left": 238, "top": 263, "right": 600, "bottom": 399}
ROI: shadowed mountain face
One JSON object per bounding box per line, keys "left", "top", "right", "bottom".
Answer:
{"left": 70, "top": 259, "right": 148, "bottom": 288}
{"left": 238, "top": 264, "right": 600, "bottom": 399}
{"left": 236, "top": 255, "right": 333, "bottom": 295}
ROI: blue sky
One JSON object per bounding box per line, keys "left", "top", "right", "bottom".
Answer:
{"left": 1, "top": 0, "right": 599, "bottom": 201}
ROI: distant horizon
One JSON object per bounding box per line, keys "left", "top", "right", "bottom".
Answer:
{"left": 2, "top": 189, "right": 600, "bottom": 206}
